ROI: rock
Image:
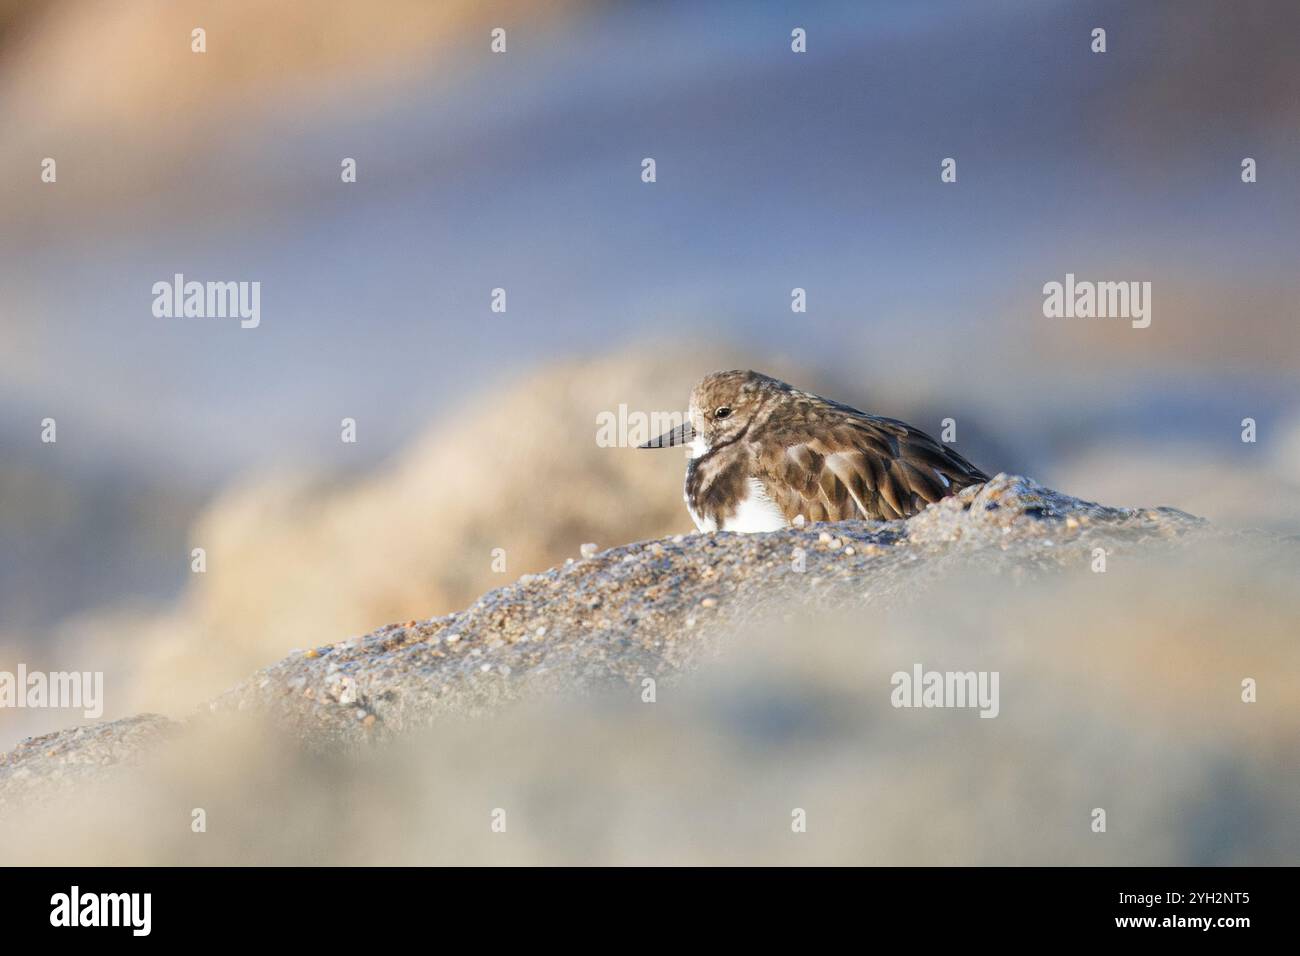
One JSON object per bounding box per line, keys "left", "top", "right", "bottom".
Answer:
{"left": 0, "top": 476, "right": 1226, "bottom": 803}
{"left": 0, "top": 715, "right": 177, "bottom": 805}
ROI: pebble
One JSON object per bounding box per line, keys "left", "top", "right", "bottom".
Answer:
{"left": 818, "top": 531, "right": 832, "bottom": 544}
{"left": 700, "top": 597, "right": 717, "bottom": 608}
{"left": 793, "top": 515, "right": 806, "bottom": 527}
{"left": 580, "top": 542, "right": 598, "bottom": 559}
{"left": 844, "top": 547, "right": 856, "bottom": 556}
{"left": 444, "top": 633, "right": 461, "bottom": 643}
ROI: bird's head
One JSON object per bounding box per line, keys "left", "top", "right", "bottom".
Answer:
{"left": 639, "top": 370, "right": 784, "bottom": 454}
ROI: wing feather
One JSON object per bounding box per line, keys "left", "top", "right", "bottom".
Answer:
{"left": 755, "top": 403, "right": 988, "bottom": 522}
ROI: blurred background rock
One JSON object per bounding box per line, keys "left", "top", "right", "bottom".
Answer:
{"left": 2, "top": 0, "right": 1299, "bottom": 747}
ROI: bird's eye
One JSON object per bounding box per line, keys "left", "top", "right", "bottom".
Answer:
{"left": 714, "top": 406, "right": 732, "bottom": 419}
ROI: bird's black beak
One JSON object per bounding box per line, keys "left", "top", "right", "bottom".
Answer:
{"left": 639, "top": 422, "right": 695, "bottom": 449}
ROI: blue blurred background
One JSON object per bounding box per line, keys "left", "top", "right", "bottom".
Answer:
{"left": 1, "top": 0, "right": 1298, "bottom": 743}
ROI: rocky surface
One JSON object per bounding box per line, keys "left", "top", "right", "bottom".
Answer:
{"left": 0, "top": 714, "right": 177, "bottom": 807}
{"left": 0, "top": 475, "right": 1211, "bottom": 805}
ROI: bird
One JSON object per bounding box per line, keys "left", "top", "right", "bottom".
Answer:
{"left": 639, "top": 370, "right": 989, "bottom": 532}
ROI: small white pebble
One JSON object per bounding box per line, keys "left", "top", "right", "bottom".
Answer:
{"left": 818, "top": 531, "right": 832, "bottom": 544}
{"left": 672, "top": 534, "right": 685, "bottom": 544}
{"left": 480, "top": 663, "right": 492, "bottom": 672}
{"left": 701, "top": 597, "right": 717, "bottom": 608}
{"left": 580, "top": 542, "right": 598, "bottom": 559}
{"left": 445, "top": 633, "right": 460, "bottom": 644}
{"left": 535, "top": 625, "right": 547, "bottom": 637}
{"left": 844, "top": 546, "right": 856, "bottom": 556}
{"left": 793, "top": 515, "right": 806, "bottom": 527}
{"left": 685, "top": 616, "right": 696, "bottom": 628}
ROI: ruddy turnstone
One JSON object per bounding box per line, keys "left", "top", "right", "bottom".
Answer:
{"left": 639, "top": 370, "right": 989, "bottom": 532}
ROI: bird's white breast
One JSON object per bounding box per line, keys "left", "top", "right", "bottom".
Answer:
{"left": 720, "top": 478, "right": 789, "bottom": 533}
{"left": 682, "top": 436, "right": 786, "bottom": 533}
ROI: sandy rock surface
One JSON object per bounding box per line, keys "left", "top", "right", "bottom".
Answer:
{"left": 0, "top": 475, "right": 1214, "bottom": 805}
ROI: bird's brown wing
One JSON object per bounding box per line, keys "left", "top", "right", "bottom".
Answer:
{"left": 754, "top": 411, "right": 989, "bottom": 522}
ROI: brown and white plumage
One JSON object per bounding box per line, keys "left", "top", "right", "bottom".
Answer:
{"left": 640, "top": 370, "right": 988, "bottom": 531}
